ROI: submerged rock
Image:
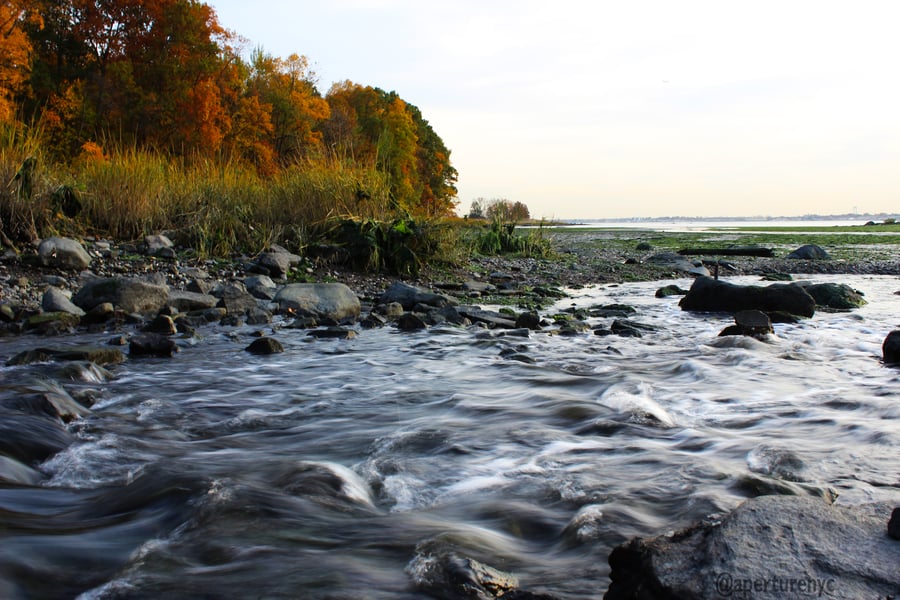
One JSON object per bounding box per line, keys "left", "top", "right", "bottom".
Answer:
{"left": 245, "top": 337, "right": 284, "bottom": 354}
{"left": 883, "top": 330, "right": 900, "bottom": 365}
{"left": 605, "top": 495, "right": 899, "bottom": 600}
{"left": 719, "top": 309, "right": 773, "bottom": 338}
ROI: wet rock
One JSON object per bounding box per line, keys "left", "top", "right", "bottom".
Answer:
{"left": 679, "top": 276, "right": 816, "bottom": 318}
{"left": 0, "top": 411, "right": 74, "bottom": 463}
{"left": 407, "top": 540, "right": 557, "bottom": 600}
{"left": 307, "top": 326, "right": 358, "bottom": 339}
{"left": 129, "top": 333, "right": 179, "bottom": 357}
{"left": 396, "top": 313, "right": 428, "bottom": 331}
{"left": 6, "top": 345, "right": 125, "bottom": 366}
{"left": 275, "top": 283, "right": 361, "bottom": 322}
{"left": 215, "top": 282, "right": 260, "bottom": 315}
{"left": 37, "top": 236, "right": 91, "bottom": 270}
{"left": 378, "top": 281, "right": 455, "bottom": 310}
{"left": 73, "top": 276, "right": 169, "bottom": 314}
{"left": 361, "top": 312, "right": 389, "bottom": 329}
{"left": 559, "top": 320, "right": 592, "bottom": 336}
{"left": 798, "top": 282, "right": 867, "bottom": 310}
{"left": 646, "top": 252, "right": 709, "bottom": 277}
{"left": 605, "top": 496, "right": 898, "bottom": 600}
{"left": 167, "top": 289, "right": 218, "bottom": 312}
{"left": 889, "top": 508, "right": 900, "bottom": 540}
{"left": 245, "top": 337, "right": 284, "bottom": 354}
{"left": 655, "top": 284, "right": 688, "bottom": 298}
{"left": 515, "top": 311, "right": 542, "bottom": 330}
{"left": 24, "top": 311, "right": 81, "bottom": 335}
{"left": 611, "top": 319, "right": 658, "bottom": 338}
{"left": 0, "top": 454, "right": 44, "bottom": 485}
{"left": 883, "top": 330, "right": 900, "bottom": 365}
{"left": 82, "top": 301, "right": 116, "bottom": 325}
{"left": 42, "top": 286, "right": 86, "bottom": 316}
{"left": 458, "top": 307, "right": 517, "bottom": 329}
{"left": 719, "top": 309, "right": 773, "bottom": 338}
{"left": 761, "top": 272, "right": 793, "bottom": 281}
{"left": 143, "top": 314, "right": 177, "bottom": 335}
{"left": 787, "top": 243, "right": 831, "bottom": 260}
{"left": 732, "top": 473, "right": 837, "bottom": 502}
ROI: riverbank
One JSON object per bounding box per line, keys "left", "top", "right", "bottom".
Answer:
{"left": 2, "top": 227, "right": 898, "bottom": 318}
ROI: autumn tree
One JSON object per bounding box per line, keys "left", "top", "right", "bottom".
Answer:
{"left": 23, "top": 0, "right": 235, "bottom": 156}
{"left": 323, "top": 81, "right": 456, "bottom": 217}
{"left": 244, "top": 49, "right": 329, "bottom": 163}
{"left": 0, "top": 1, "right": 34, "bottom": 122}
{"left": 484, "top": 198, "right": 530, "bottom": 222}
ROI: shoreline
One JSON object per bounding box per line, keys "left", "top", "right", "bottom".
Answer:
{"left": 1, "top": 228, "right": 898, "bottom": 322}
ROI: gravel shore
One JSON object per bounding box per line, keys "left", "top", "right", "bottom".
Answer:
{"left": 1, "top": 229, "right": 898, "bottom": 317}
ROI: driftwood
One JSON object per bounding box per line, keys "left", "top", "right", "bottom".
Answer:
{"left": 678, "top": 247, "right": 774, "bottom": 257}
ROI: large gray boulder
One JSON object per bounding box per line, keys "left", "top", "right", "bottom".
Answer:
{"left": 37, "top": 237, "right": 91, "bottom": 270}
{"left": 605, "top": 495, "right": 899, "bottom": 600}
{"left": 42, "top": 286, "right": 86, "bottom": 316}
{"left": 73, "top": 276, "right": 168, "bottom": 314}
{"left": 167, "top": 289, "right": 218, "bottom": 312}
{"left": 679, "top": 277, "right": 816, "bottom": 318}
{"left": 275, "top": 283, "right": 360, "bottom": 321}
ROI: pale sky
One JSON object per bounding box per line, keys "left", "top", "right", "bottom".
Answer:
{"left": 208, "top": 0, "right": 900, "bottom": 219}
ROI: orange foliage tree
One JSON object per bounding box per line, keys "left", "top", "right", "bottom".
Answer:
{"left": 0, "top": 1, "right": 35, "bottom": 122}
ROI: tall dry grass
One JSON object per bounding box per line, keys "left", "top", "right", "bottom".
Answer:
{"left": 0, "top": 129, "right": 396, "bottom": 258}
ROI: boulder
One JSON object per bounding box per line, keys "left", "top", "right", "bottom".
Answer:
{"left": 646, "top": 252, "right": 710, "bottom": 277}
{"left": 143, "top": 234, "right": 174, "bottom": 256}
{"left": 129, "top": 333, "right": 179, "bottom": 357}
{"left": 73, "top": 276, "right": 169, "bottom": 314}
{"left": 6, "top": 345, "right": 125, "bottom": 367}
{"left": 307, "top": 326, "right": 358, "bottom": 339}
{"left": 167, "top": 289, "right": 218, "bottom": 312}
{"left": 655, "top": 284, "right": 688, "bottom": 298}
{"left": 37, "top": 236, "right": 91, "bottom": 270}
{"left": 787, "top": 244, "right": 831, "bottom": 260}
{"left": 275, "top": 283, "right": 361, "bottom": 322}
{"left": 254, "top": 250, "right": 301, "bottom": 278}
{"left": 883, "top": 330, "right": 900, "bottom": 364}
{"left": 605, "top": 495, "right": 899, "bottom": 600}
{"left": 378, "top": 281, "right": 455, "bottom": 310}
{"left": 0, "top": 412, "right": 74, "bottom": 464}
{"left": 245, "top": 337, "right": 284, "bottom": 355}
{"left": 719, "top": 309, "right": 774, "bottom": 338}
{"left": 244, "top": 275, "right": 278, "bottom": 300}
{"left": 407, "top": 539, "right": 558, "bottom": 600}
{"left": 798, "top": 282, "right": 866, "bottom": 310}
{"left": 42, "top": 286, "right": 86, "bottom": 316}
{"left": 679, "top": 277, "right": 816, "bottom": 318}
{"left": 889, "top": 508, "right": 900, "bottom": 540}
{"left": 214, "top": 282, "right": 260, "bottom": 315}
{"left": 24, "top": 311, "right": 81, "bottom": 334}
{"left": 396, "top": 313, "right": 427, "bottom": 331}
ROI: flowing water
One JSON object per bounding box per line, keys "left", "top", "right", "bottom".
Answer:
{"left": 1, "top": 275, "right": 899, "bottom": 599}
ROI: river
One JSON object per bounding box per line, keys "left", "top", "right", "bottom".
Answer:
{"left": 1, "top": 274, "right": 898, "bottom": 599}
